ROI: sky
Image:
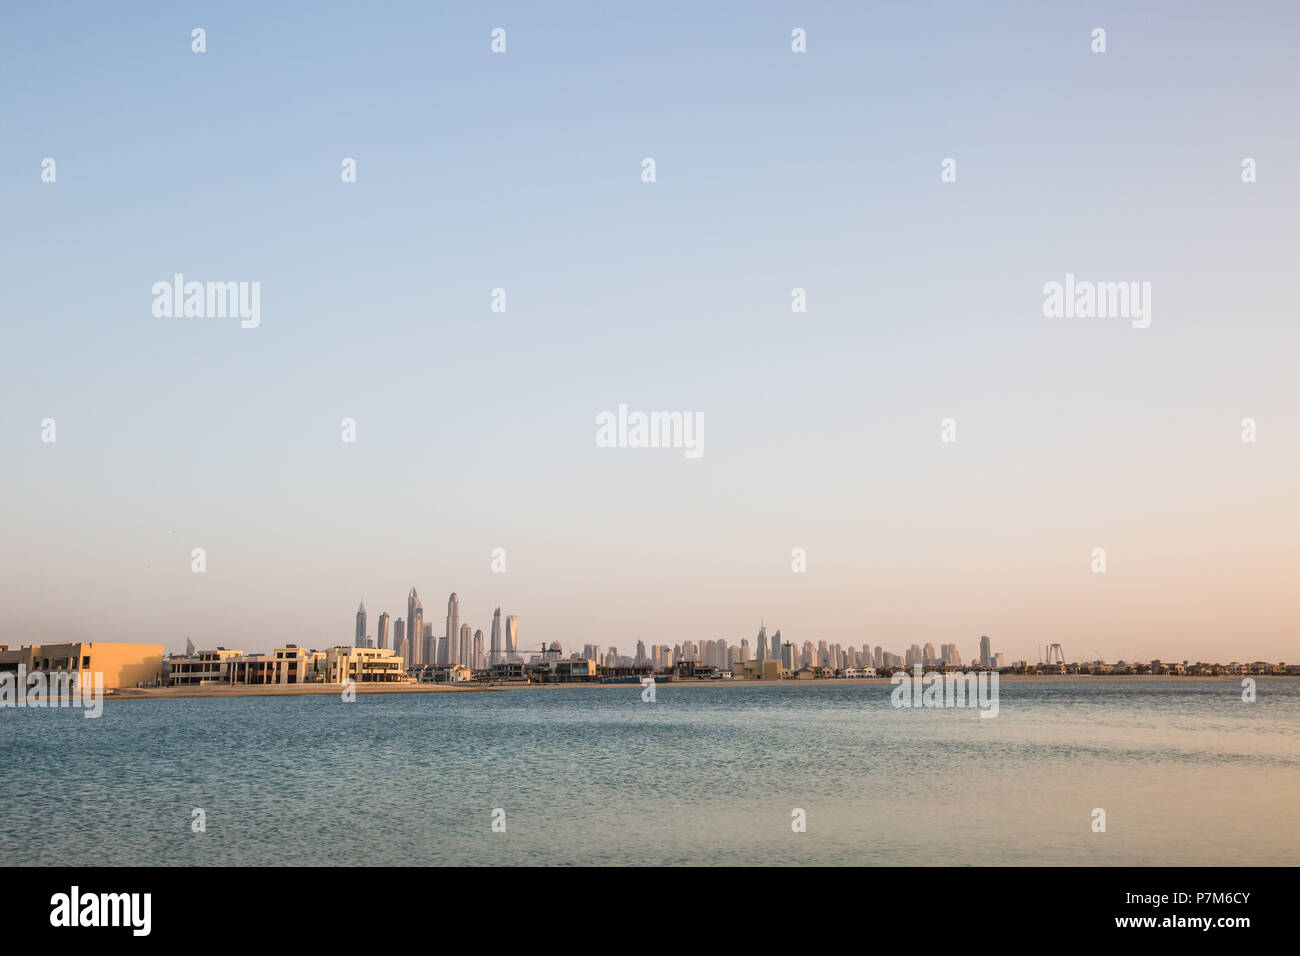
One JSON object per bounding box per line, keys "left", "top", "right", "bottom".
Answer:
{"left": 2, "top": 1, "right": 1298, "bottom": 664}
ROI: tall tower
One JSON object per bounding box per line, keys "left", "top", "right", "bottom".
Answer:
{"left": 394, "top": 619, "right": 406, "bottom": 665}
{"left": 376, "top": 612, "right": 390, "bottom": 650}
{"left": 505, "top": 615, "right": 518, "bottom": 661}
{"left": 408, "top": 589, "right": 423, "bottom": 667}
{"left": 473, "top": 629, "right": 484, "bottom": 670}
{"left": 980, "top": 635, "right": 992, "bottom": 667}
{"left": 459, "top": 623, "right": 471, "bottom": 667}
{"left": 490, "top": 607, "right": 502, "bottom": 665}
{"left": 755, "top": 624, "right": 767, "bottom": 660}
{"left": 355, "top": 600, "right": 367, "bottom": 648}
{"left": 445, "top": 593, "right": 460, "bottom": 667}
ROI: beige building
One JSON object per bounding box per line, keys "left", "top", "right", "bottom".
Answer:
{"left": 0, "top": 642, "right": 163, "bottom": 690}
{"left": 734, "top": 658, "right": 782, "bottom": 681}
{"left": 169, "top": 646, "right": 376, "bottom": 686}
{"left": 323, "top": 646, "right": 407, "bottom": 683}
{"left": 169, "top": 648, "right": 244, "bottom": 685}
{"left": 169, "top": 645, "right": 406, "bottom": 685}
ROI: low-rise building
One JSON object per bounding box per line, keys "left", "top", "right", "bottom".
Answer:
{"left": 322, "top": 646, "right": 407, "bottom": 683}
{"left": 734, "top": 658, "right": 782, "bottom": 681}
{"left": 0, "top": 642, "right": 163, "bottom": 690}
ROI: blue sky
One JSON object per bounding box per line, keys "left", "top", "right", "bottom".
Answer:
{"left": 3, "top": 1, "right": 1298, "bottom": 662}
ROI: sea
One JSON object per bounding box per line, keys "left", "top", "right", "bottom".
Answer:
{"left": 2, "top": 679, "right": 1297, "bottom": 865}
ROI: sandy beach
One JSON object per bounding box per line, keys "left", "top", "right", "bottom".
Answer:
{"left": 104, "top": 672, "right": 1285, "bottom": 702}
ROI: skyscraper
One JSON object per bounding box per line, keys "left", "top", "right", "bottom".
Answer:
{"left": 505, "top": 615, "right": 518, "bottom": 661}
{"left": 460, "top": 623, "right": 471, "bottom": 667}
{"left": 394, "top": 618, "right": 406, "bottom": 665}
{"left": 980, "top": 635, "right": 992, "bottom": 667}
{"left": 770, "top": 629, "right": 781, "bottom": 659}
{"left": 473, "top": 629, "right": 484, "bottom": 670}
{"left": 355, "top": 600, "right": 367, "bottom": 648}
{"left": 445, "top": 593, "right": 460, "bottom": 667}
{"left": 376, "top": 612, "right": 390, "bottom": 650}
{"left": 755, "top": 624, "right": 767, "bottom": 661}
{"left": 490, "top": 607, "right": 502, "bottom": 665}
{"left": 423, "top": 624, "right": 435, "bottom": 668}
{"left": 408, "top": 588, "right": 423, "bottom": 667}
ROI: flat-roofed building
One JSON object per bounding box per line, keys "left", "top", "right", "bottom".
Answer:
{"left": 170, "top": 646, "right": 329, "bottom": 686}
{"left": 169, "top": 648, "right": 244, "bottom": 685}
{"left": 323, "top": 646, "right": 407, "bottom": 683}
{"left": 0, "top": 642, "right": 163, "bottom": 689}
{"left": 734, "top": 658, "right": 782, "bottom": 681}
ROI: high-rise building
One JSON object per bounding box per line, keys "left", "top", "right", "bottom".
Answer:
{"left": 444, "top": 593, "right": 460, "bottom": 667}
{"left": 424, "top": 624, "right": 435, "bottom": 668}
{"left": 376, "top": 612, "right": 390, "bottom": 650}
{"left": 505, "top": 615, "right": 518, "bottom": 661}
{"left": 408, "top": 589, "right": 423, "bottom": 667}
{"left": 770, "top": 630, "right": 780, "bottom": 659}
{"left": 755, "top": 625, "right": 767, "bottom": 660}
{"left": 980, "top": 635, "right": 992, "bottom": 667}
{"left": 355, "top": 601, "right": 367, "bottom": 648}
{"left": 490, "top": 608, "right": 503, "bottom": 665}
{"left": 473, "top": 629, "right": 484, "bottom": 670}
{"left": 459, "top": 623, "right": 471, "bottom": 667}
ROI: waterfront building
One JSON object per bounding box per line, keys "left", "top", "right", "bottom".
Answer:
{"left": 376, "top": 612, "right": 390, "bottom": 650}
{"left": 323, "top": 646, "right": 407, "bottom": 683}
{"left": 1, "top": 642, "right": 165, "bottom": 690}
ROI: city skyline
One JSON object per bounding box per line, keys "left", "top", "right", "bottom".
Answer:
{"left": 234, "top": 582, "right": 1289, "bottom": 669}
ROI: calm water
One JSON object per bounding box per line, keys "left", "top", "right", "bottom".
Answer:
{"left": 3, "top": 679, "right": 1298, "bottom": 865}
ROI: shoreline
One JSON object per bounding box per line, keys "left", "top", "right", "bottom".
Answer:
{"left": 104, "top": 673, "right": 1292, "bottom": 703}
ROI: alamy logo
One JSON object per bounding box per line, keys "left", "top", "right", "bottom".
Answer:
{"left": 0, "top": 667, "right": 103, "bottom": 718}
{"left": 595, "top": 404, "right": 703, "bottom": 459}
{"left": 1042, "top": 273, "right": 1151, "bottom": 328}
{"left": 152, "top": 274, "right": 261, "bottom": 328}
{"left": 50, "top": 886, "right": 151, "bottom": 936}
{"left": 890, "top": 666, "right": 999, "bottom": 717}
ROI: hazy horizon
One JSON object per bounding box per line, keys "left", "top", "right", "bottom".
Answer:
{"left": 4, "top": 1, "right": 1298, "bottom": 663}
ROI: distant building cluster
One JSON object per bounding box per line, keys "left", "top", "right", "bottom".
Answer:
{"left": 353, "top": 590, "right": 519, "bottom": 673}
{"left": 156, "top": 604, "right": 1300, "bottom": 688}
{"left": 615, "top": 627, "right": 1008, "bottom": 679}
{"left": 1010, "top": 659, "right": 1295, "bottom": 676}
